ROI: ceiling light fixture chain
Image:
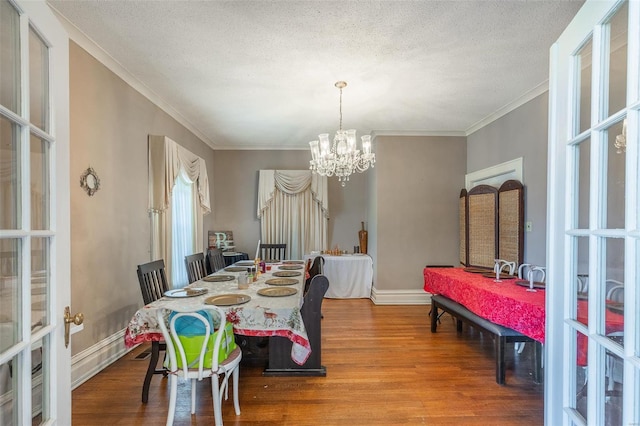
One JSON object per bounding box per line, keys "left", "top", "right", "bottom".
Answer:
{"left": 308, "top": 81, "right": 376, "bottom": 187}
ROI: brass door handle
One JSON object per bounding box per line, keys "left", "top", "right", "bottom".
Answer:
{"left": 64, "top": 306, "right": 84, "bottom": 348}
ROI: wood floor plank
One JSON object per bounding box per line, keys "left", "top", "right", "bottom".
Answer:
{"left": 72, "top": 299, "right": 543, "bottom": 425}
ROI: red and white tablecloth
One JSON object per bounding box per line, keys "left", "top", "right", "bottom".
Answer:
{"left": 125, "top": 263, "right": 311, "bottom": 365}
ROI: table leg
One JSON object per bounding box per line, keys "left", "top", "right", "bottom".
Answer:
{"left": 496, "top": 336, "right": 507, "bottom": 385}
{"left": 430, "top": 303, "right": 438, "bottom": 332}
{"left": 533, "top": 341, "right": 543, "bottom": 384}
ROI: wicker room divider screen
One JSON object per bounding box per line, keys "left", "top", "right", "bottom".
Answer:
{"left": 460, "top": 180, "right": 524, "bottom": 269}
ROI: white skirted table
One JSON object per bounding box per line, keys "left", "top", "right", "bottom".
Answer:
{"left": 306, "top": 254, "right": 373, "bottom": 298}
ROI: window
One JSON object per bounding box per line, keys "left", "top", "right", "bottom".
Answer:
{"left": 148, "top": 135, "right": 210, "bottom": 285}
{"left": 171, "top": 172, "right": 195, "bottom": 288}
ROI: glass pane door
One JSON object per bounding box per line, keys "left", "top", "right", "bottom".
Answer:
{"left": 0, "top": 1, "right": 70, "bottom": 424}
{"left": 548, "top": 1, "right": 639, "bottom": 425}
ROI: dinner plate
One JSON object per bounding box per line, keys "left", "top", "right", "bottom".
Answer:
{"left": 164, "top": 288, "right": 208, "bottom": 298}
{"left": 283, "top": 260, "right": 305, "bottom": 264}
{"left": 265, "top": 259, "right": 280, "bottom": 264}
{"left": 202, "top": 275, "right": 234, "bottom": 282}
{"left": 272, "top": 271, "right": 302, "bottom": 277}
{"left": 204, "top": 294, "right": 251, "bottom": 306}
{"left": 279, "top": 265, "right": 303, "bottom": 270}
{"left": 225, "top": 266, "right": 248, "bottom": 272}
{"left": 257, "top": 287, "right": 298, "bottom": 297}
{"left": 265, "top": 278, "right": 298, "bottom": 286}
{"left": 515, "top": 280, "right": 546, "bottom": 289}
{"left": 481, "top": 272, "right": 516, "bottom": 280}
{"left": 235, "top": 260, "right": 255, "bottom": 266}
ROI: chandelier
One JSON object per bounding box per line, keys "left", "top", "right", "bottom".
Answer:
{"left": 309, "top": 81, "right": 375, "bottom": 187}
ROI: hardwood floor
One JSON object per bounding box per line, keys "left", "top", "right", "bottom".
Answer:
{"left": 72, "top": 299, "right": 543, "bottom": 425}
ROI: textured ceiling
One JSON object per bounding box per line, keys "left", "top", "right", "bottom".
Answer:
{"left": 48, "top": 0, "right": 584, "bottom": 150}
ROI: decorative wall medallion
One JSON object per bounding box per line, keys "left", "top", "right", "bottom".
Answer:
{"left": 80, "top": 167, "right": 100, "bottom": 196}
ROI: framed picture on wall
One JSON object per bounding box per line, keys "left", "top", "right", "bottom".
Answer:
{"left": 208, "top": 231, "right": 235, "bottom": 251}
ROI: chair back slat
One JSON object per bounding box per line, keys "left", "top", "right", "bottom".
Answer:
{"left": 137, "top": 260, "right": 170, "bottom": 305}
{"left": 207, "top": 248, "right": 226, "bottom": 273}
{"left": 185, "top": 253, "right": 207, "bottom": 283}
{"left": 260, "top": 243, "right": 286, "bottom": 261}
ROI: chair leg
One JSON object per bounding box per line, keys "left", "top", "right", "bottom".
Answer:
{"left": 166, "top": 375, "right": 178, "bottom": 426}
{"left": 232, "top": 367, "right": 241, "bottom": 415}
{"left": 142, "top": 341, "right": 161, "bottom": 403}
{"left": 191, "top": 378, "right": 197, "bottom": 414}
{"left": 212, "top": 373, "right": 223, "bottom": 426}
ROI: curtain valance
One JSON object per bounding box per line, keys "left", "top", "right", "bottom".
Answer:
{"left": 149, "top": 135, "right": 210, "bottom": 214}
{"left": 257, "top": 170, "right": 328, "bottom": 218}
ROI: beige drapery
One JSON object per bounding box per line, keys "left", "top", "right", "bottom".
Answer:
{"left": 257, "top": 170, "right": 328, "bottom": 259}
{"left": 148, "top": 135, "right": 210, "bottom": 284}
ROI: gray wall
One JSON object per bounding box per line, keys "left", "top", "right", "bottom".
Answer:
{"left": 211, "top": 150, "right": 368, "bottom": 254}
{"left": 69, "top": 42, "right": 216, "bottom": 354}
{"left": 467, "top": 93, "right": 549, "bottom": 265}
{"left": 373, "top": 135, "right": 467, "bottom": 293}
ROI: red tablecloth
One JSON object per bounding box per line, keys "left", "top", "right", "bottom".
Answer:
{"left": 423, "top": 267, "right": 546, "bottom": 342}
{"left": 576, "top": 300, "right": 624, "bottom": 366}
{"left": 424, "top": 267, "right": 625, "bottom": 366}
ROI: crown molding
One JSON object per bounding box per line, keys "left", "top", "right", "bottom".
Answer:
{"left": 465, "top": 81, "right": 549, "bottom": 136}
{"left": 49, "top": 5, "right": 218, "bottom": 150}
{"left": 371, "top": 130, "right": 466, "bottom": 138}
{"left": 213, "top": 144, "right": 310, "bottom": 151}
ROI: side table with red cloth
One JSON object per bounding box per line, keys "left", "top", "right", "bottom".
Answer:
{"left": 576, "top": 301, "right": 624, "bottom": 366}
{"left": 423, "top": 267, "right": 545, "bottom": 342}
{"left": 424, "top": 267, "right": 625, "bottom": 367}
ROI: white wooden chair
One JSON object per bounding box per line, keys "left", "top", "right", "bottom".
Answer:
{"left": 157, "top": 306, "right": 241, "bottom": 425}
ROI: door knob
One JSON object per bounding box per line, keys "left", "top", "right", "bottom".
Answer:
{"left": 64, "top": 306, "right": 84, "bottom": 348}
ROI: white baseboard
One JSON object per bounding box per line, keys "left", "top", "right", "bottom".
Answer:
{"left": 71, "top": 328, "right": 134, "bottom": 390}
{"left": 370, "top": 288, "right": 433, "bottom": 305}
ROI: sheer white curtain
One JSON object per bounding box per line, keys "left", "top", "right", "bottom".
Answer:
{"left": 171, "top": 172, "right": 196, "bottom": 288}
{"left": 148, "top": 135, "right": 210, "bottom": 286}
{"left": 257, "top": 170, "right": 328, "bottom": 259}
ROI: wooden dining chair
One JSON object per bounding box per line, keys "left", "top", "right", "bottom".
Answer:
{"left": 305, "top": 256, "right": 325, "bottom": 295}
{"left": 259, "top": 243, "right": 286, "bottom": 261}
{"left": 157, "top": 305, "right": 242, "bottom": 426}
{"left": 185, "top": 253, "right": 207, "bottom": 283}
{"left": 136, "top": 259, "right": 170, "bottom": 403}
{"left": 207, "top": 248, "right": 226, "bottom": 274}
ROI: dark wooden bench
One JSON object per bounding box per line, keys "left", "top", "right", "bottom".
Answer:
{"left": 263, "top": 274, "right": 329, "bottom": 376}
{"left": 430, "top": 294, "right": 541, "bottom": 385}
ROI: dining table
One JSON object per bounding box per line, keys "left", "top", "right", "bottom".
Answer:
{"left": 304, "top": 253, "right": 373, "bottom": 298}
{"left": 125, "top": 260, "right": 312, "bottom": 368}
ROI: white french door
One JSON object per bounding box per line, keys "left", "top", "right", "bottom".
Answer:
{"left": 547, "top": 1, "right": 639, "bottom": 425}
{"left": 0, "top": 1, "right": 71, "bottom": 425}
